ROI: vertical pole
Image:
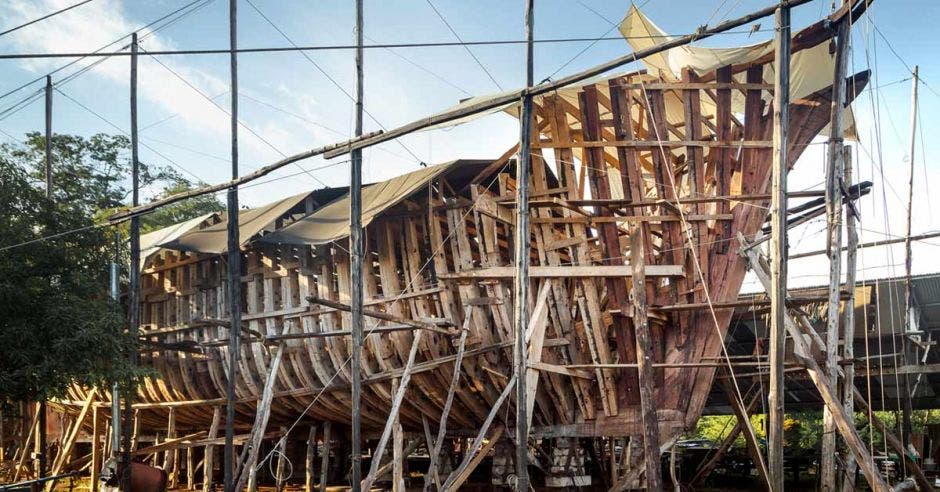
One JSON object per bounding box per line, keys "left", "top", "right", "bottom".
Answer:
{"left": 350, "top": 1, "right": 365, "bottom": 490}
{"left": 223, "top": 0, "right": 241, "bottom": 490}
{"left": 900, "top": 65, "right": 918, "bottom": 451}
{"left": 122, "top": 31, "right": 141, "bottom": 491}
{"left": 768, "top": 6, "right": 790, "bottom": 492}
{"left": 44, "top": 75, "right": 52, "bottom": 198}
{"left": 319, "top": 422, "right": 332, "bottom": 492}
{"left": 37, "top": 73, "right": 53, "bottom": 481}
{"left": 631, "top": 228, "right": 663, "bottom": 492}
{"left": 514, "top": 0, "right": 534, "bottom": 490}
{"left": 110, "top": 236, "right": 121, "bottom": 461}
{"left": 841, "top": 146, "right": 858, "bottom": 492}
{"left": 821, "top": 8, "right": 850, "bottom": 490}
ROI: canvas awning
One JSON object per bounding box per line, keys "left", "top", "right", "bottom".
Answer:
{"left": 162, "top": 191, "right": 311, "bottom": 254}
{"left": 139, "top": 212, "right": 219, "bottom": 268}
{"left": 262, "top": 161, "right": 459, "bottom": 246}
{"left": 619, "top": 4, "right": 857, "bottom": 137}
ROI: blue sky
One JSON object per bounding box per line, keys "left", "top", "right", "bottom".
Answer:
{"left": 0, "top": 0, "right": 938, "bottom": 286}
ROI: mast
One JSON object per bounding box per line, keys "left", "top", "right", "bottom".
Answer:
{"left": 901, "top": 64, "right": 918, "bottom": 454}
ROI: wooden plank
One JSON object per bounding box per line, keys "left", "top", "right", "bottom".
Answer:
{"left": 236, "top": 341, "right": 286, "bottom": 491}
{"left": 840, "top": 147, "right": 858, "bottom": 492}
{"left": 437, "top": 265, "right": 684, "bottom": 279}
{"left": 361, "top": 328, "right": 425, "bottom": 490}
{"left": 306, "top": 296, "right": 454, "bottom": 336}
{"left": 524, "top": 282, "right": 552, "bottom": 430}
{"left": 424, "top": 308, "right": 471, "bottom": 491}
{"left": 719, "top": 378, "right": 771, "bottom": 489}
{"left": 528, "top": 362, "right": 594, "bottom": 380}
{"left": 630, "top": 228, "right": 663, "bottom": 492}
{"left": 319, "top": 421, "right": 331, "bottom": 492}
{"left": 46, "top": 390, "right": 96, "bottom": 490}
{"left": 203, "top": 407, "right": 221, "bottom": 492}
{"left": 740, "top": 235, "right": 890, "bottom": 492}
{"left": 304, "top": 425, "right": 317, "bottom": 492}
{"left": 529, "top": 214, "right": 732, "bottom": 224}
{"left": 446, "top": 425, "right": 505, "bottom": 491}
{"left": 534, "top": 139, "right": 772, "bottom": 149}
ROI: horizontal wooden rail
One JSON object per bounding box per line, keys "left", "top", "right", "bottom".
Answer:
{"left": 437, "top": 265, "right": 683, "bottom": 279}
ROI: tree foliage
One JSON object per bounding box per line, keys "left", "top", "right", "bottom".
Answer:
{"left": 0, "top": 132, "right": 222, "bottom": 402}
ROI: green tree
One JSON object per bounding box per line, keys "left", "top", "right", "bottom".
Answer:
{"left": 0, "top": 132, "right": 222, "bottom": 402}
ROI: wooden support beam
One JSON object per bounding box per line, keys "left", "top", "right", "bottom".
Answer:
{"left": 767, "top": 6, "right": 790, "bottom": 491}
{"left": 202, "top": 407, "right": 221, "bottom": 492}
{"left": 442, "top": 376, "right": 516, "bottom": 490}
{"left": 840, "top": 147, "right": 858, "bottom": 492}
{"left": 305, "top": 425, "right": 317, "bottom": 492}
{"left": 306, "top": 296, "right": 455, "bottom": 335}
{"left": 524, "top": 282, "right": 552, "bottom": 431}
{"left": 437, "top": 265, "right": 684, "bottom": 279}
{"left": 719, "top": 379, "right": 771, "bottom": 490}
{"left": 274, "top": 427, "right": 288, "bottom": 492}
{"left": 853, "top": 388, "right": 932, "bottom": 492}
{"left": 630, "top": 228, "right": 663, "bottom": 492}
{"left": 46, "top": 390, "right": 95, "bottom": 490}
{"left": 534, "top": 139, "right": 773, "bottom": 149}
{"left": 424, "top": 308, "right": 471, "bottom": 491}
{"left": 12, "top": 403, "right": 40, "bottom": 482}
{"left": 236, "top": 341, "right": 286, "bottom": 491}
{"left": 740, "top": 235, "right": 891, "bottom": 492}
{"left": 319, "top": 422, "right": 331, "bottom": 492}
{"left": 361, "top": 328, "right": 425, "bottom": 491}
{"left": 90, "top": 407, "right": 102, "bottom": 492}
{"left": 691, "top": 388, "right": 761, "bottom": 486}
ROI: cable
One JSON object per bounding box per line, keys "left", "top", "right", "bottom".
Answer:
{"left": 54, "top": 87, "right": 204, "bottom": 182}
{"left": 0, "top": 29, "right": 782, "bottom": 60}
{"left": 0, "top": 0, "right": 209, "bottom": 102}
{"left": 424, "top": 0, "right": 503, "bottom": 91}
{"left": 242, "top": 0, "right": 426, "bottom": 166}
{"left": 138, "top": 46, "right": 330, "bottom": 188}
{"left": 0, "top": 0, "right": 95, "bottom": 38}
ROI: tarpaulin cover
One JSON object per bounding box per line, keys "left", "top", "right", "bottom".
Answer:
{"left": 139, "top": 212, "right": 218, "bottom": 268}
{"left": 261, "top": 161, "right": 459, "bottom": 246}
{"left": 162, "top": 191, "right": 310, "bottom": 254}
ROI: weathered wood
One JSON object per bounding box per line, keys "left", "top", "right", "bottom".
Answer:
{"left": 740, "top": 235, "right": 890, "bottom": 492}
{"left": 840, "top": 148, "right": 858, "bottom": 492}
{"left": 767, "top": 6, "right": 791, "bottom": 492}
{"left": 163, "top": 407, "right": 178, "bottom": 488}
{"left": 361, "top": 328, "right": 424, "bottom": 490}
{"left": 202, "top": 406, "right": 221, "bottom": 492}
{"left": 630, "top": 228, "right": 662, "bottom": 492}
{"left": 690, "top": 387, "right": 761, "bottom": 485}
{"left": 424, "top": 308, "right": 471, "bottom": 491}
{"left": 46, "top": 390, "right": 96, "bottom": 490}
{"left": 304, "top": 425, "right": 317, "bottom": 492}
{"left": 90, "top": 407, "right": 102, "bottom": 492}
{"left": 236, "top": 341, "right": 286, "bottom": 491}
{"left": 319, "top": 421, "right": 331, "bottom": 492}
{"left": 306, "top": 296, "right": 454, "bottom": 335}
{"left": 446, "top": 426, "right": 505, "bottom": 492}
{"left": 719, "top": 378, "right": 770, "bottom": 490}
{"left": 437, "top": 265, "right": 684, "bottom": 279}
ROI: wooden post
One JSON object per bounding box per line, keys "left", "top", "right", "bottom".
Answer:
{"left": 46, "top": 390, "right": 96, "bottom": 489}
{"left": 237, "top": 342, "right": 286, "bottom": 491}
{"left": 840, "top": 147, "right": 858, "bottom": 492}
{"left": 304, "top": 425, "right": 317, "bottom": 492}
{"left": 900, "top": 64, "right": 919, "bottom": 452}
{"left": 123, "top": 31, "right": 141, "bottom": 491}
{"left": 361, "top": 330, "right": 424, "bottom": 490}
{"left": 821, "top": 5, "right": 850, "bottom": 489}
{"left": 392, "top": 419, "right": 404, "bottom": 492}
{"left": 719, "top": 379, "right": 770, "bottom": 489}
{"left": 740, "top": 236, "right": 890, "bottom": 492}
{"left": 109, "top": 242, "right": 121, "bottom": 463}
{"left": 349, "top": 1, "right": 364, "bottom": 490}
{"left": 223, "top": 0, "right": 242, "bottom": 488}
{"left": 204, "top": 407, "right": 221, "bottom": 492}
{"left": 275, "top": 427, "right": 288, "bottom": 492}
{"left": 513, "top": 1, "right": 534, "bottom": 490}
{"left": 90, "top": 407, "right": 102, "bottom": 492}
{"left": 768, "top": 6, "right": 790, "bottom": 492}
{"left": 186, "top": 446, "right": 195, "bottom": 490}
{"left": 319, "top": 422, "right": 331, "bottom": 492}
{"left": 163, "top": 408, "right": 177, "bottom": 487}
{"left": 630, "top": 227, "right": 662, "bottom": 492}
{"left": 44, "top": 74, "right": 52, "bottom": 197}
{"left": 424, "top": 308, "right": 471, "bottom": 491}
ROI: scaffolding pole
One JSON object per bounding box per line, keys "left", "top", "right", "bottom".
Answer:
{"left": 768, "top": 5, "right": 790, "bottom": 492}
{"left": 350, "top": 0, "right": 365, "bottom": 490}
{"left": 222, "top": 0, "right": 241, "bottom": 489}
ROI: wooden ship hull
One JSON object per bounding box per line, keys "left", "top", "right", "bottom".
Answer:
{"left": 56, "top": 9, "right": 871, "bottom": 488}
